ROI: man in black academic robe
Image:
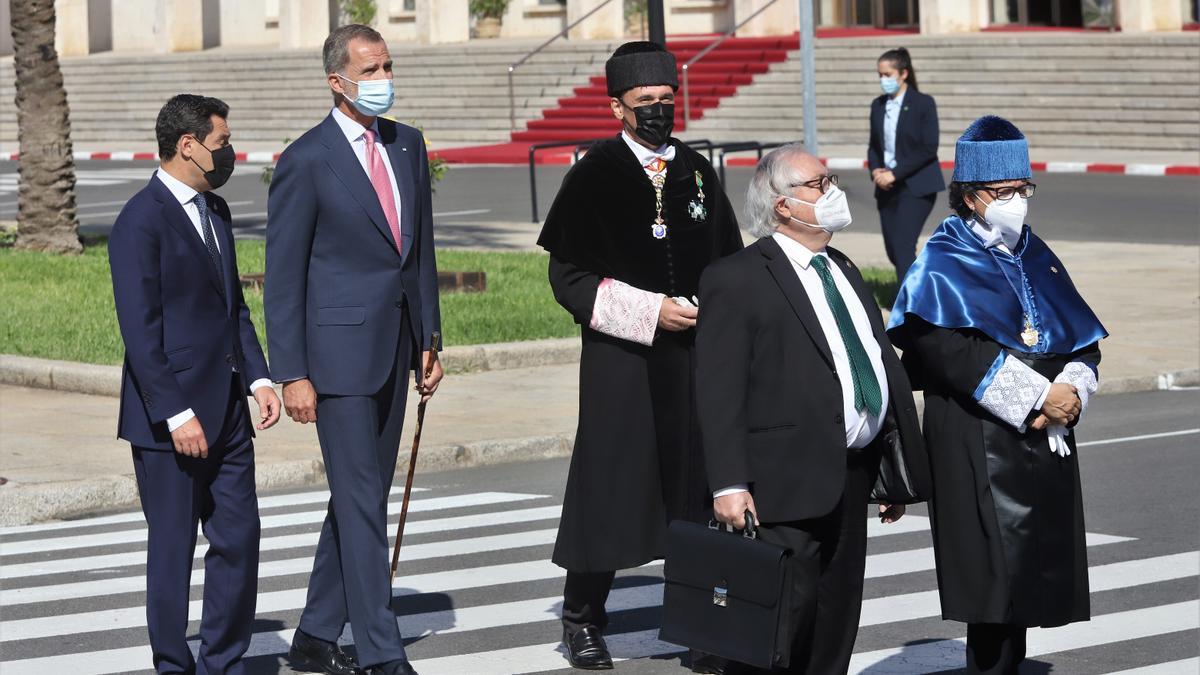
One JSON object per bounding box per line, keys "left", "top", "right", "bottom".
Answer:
{"left": 536, "top": 41, "right": 743, "bottom": 671}
{"left": 887, "top": 116, "right": 1107, "bottom": 675}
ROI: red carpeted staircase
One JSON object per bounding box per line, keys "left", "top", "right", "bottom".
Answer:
{"left": 510, "top": 35, "right": 794, "bottom": 144}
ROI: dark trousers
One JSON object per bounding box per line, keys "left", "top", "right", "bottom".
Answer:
{"left": 133, "top": 377, "right": 260, "bottom": 675}
{"left": 746, "top": 447, "right": 879, "bottom": 674}
{"left": 878, "top": 188, "right": 936, "bottom": 281}
{"left": 297, "top": 325, "right": 413, "bottom": 668}
{"left": 562, "top": 570, "right": 618, "bottom": 634}
{"left": 966, "top": 624, "right": 1027, "bottom": 675}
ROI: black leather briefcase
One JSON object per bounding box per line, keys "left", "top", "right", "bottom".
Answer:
{"left": 659, "top": 516, "right": 794, "bottom": 669}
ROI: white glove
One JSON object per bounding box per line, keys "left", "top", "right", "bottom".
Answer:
{"left": 1047, "top": 425, "right": 1071, "bottom": 458}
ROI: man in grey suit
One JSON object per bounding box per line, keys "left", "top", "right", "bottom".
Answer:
{"left": 264, "top": 23, "right": 443, "bottom": 675}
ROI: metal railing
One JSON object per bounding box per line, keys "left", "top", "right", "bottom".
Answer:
{"left": 507, "top": 0, "right": 616, "bottom": 133}
{"left": 527, "top": 138, "right": 735, "bottom": 223}
{"left": 680, "top": 0, "right": 780, "bottom": 126}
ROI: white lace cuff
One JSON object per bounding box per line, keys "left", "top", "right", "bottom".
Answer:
{"left": 1055, "top": 361, "right": 1099, "bottom": 417}
{"left": 976, "top": 355, "right": 1051, "bottom": 430}
{"left": 589, "top": 278, "right": 664, "bottom": 346}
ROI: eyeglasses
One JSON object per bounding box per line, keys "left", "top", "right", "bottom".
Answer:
{"left": 974, "top": 183, "right": 1036, "bottom": 202}
{"left": 791, "top": 174, "right": 839, "bottom": 193}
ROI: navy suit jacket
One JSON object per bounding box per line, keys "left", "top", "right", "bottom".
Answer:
{"left": 109, "top": 175, "right": 270, "bottom": 451}
{"left": 264, "top": 114, "right": 441, "bottom": 396}
{"left": 868, "top": 89, "right": 946, "bottom": 200}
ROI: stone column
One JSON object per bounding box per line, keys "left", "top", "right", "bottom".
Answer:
{"left": 734, "top": 0, "right": 799, "bottom": 37}
{"left": 1117, "top": 0, "right": 1185, "bottom": 31}
{"left": 919, "top": 0, "right": 986, "bottom": 33}
{"left": 567, "top": 0, "right": 624, "bottom": 39}
{"left": 417, "top": 0, "right": 469, "bottom": 43}
{"left": 279, "top": 0, "right": 335, "bottom": 49}
{"left": 54, "top": 0, "right": 92, "bottom": 56}
{"left": 220, "top": 0, "right": 277, "bottom": 47}
{"left": 110, "top": 0, "right": 204, "bottom": 53}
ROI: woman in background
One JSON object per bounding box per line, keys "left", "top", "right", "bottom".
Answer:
{"left": 867, "top": 47, "right": 945, "bottom": 281}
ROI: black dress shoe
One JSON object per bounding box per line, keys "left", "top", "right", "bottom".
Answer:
{"left": 564, "top": 625, "right": 614, "bottom": 670}
{"left": 369, "top": 659, "right": 418, "bottom": 675}
{"left": 289, "top": 628, "right": 366, "bottom": 675}
{"left": 690, "top": 650, "right": 731, "bottom": 675}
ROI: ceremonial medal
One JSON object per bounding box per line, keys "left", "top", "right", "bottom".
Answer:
{"left": 650, "top": 172, "right": 668, "bottom": 239}
{"left": 1020, "top": 315, "right": 1040, "bottom": 347}
{"left": 688, "top": 170, "right": 708, "bottom": 221}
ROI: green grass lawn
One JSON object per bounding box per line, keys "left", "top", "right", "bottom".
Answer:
{"left": 0, "top": 239, "right": 897, "bottom": 365}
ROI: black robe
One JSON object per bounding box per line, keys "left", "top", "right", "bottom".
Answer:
{"left": 538, "top": 136, "right": 743, "bottom": 572}
{"left": 893, "top": 317, "right": 1100, "bottom": 627}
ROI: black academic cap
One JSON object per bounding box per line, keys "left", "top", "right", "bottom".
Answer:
{"left": 605, "top": 41, "right": 678, "bottom": 97}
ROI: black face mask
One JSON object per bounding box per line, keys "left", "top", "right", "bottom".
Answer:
{"left": 624, "top": 101, "right": 675, "bottom": 148}
{"left": 189, "top": 138, "right": 236, "bottom": 190}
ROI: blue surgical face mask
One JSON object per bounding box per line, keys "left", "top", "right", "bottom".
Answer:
{"left": 337, "top": 73, "right": 395, "bottom": 117}
{"left": 880, "top": 76, "right": 900, "bottom": 95}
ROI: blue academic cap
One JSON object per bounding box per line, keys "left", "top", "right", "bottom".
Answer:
{"left": 951, "top": 115, "right": 1032, "bottom": 183}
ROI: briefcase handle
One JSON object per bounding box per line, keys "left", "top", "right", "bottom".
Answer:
{"left": 707, "top": 510, "right": 758, "bottom": 540}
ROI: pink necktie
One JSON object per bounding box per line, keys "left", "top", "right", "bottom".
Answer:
{"left": 363, "top": 128, "right": 402, "bottom": 255}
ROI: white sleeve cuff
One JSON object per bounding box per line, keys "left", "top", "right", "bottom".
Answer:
{"left": 1034, "top": 382, "right": 1051, "bottom": 411}
{"left": 248, "top": 378, "right": 274, "bottom": 394}
{"left": 588, "top": 278, "right": 664, "bottom": 347}
{"left": 1055, "top": 361, "right": 1099, "bottom": 417}
{"left": 713, "top": 484, "right": 750, "bottom": 499}
{"left": 166, "top": 408, "right": 196, "bottom": 433}
{"left": 977, "top": 355, "right": 1051, "bottom": 430}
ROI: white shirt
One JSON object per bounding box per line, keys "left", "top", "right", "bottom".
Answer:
{"left": 330, "top": 106, "right": 404, "bottom": 250}
{"left": 155, "top": 169, "right": 273, "bottom": 432}
{"left": 715, "top": 234, "right": 892, "bottom": 498}
{"left": 621, "top": 130, "right": 675, "bottom": 180}
{"left": 883, "top": 88, "right": 906, "bottom": 170}
{"left": 156, "top": 168, "right": 220, "bottom": 253}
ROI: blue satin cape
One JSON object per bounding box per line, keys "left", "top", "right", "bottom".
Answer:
{"left": 886, "top": 215, "right": 1107, "bottom": 354}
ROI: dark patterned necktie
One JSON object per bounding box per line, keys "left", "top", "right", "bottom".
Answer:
{"left": 191, "top": 193, "right": 223, "bottom": 277}
{"left": 810, "top": 255, "right": 882, "bottom": 417}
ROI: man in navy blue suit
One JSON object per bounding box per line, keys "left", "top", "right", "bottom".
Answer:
{"left": 109, "top": 94, "right": 281, "bottom": 675}
{"left": 264, "top": 24, "right": 442, "bottom": 675}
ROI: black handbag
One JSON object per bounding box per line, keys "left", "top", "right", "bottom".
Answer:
{"left": 659, "top": 513, "right": 794, "bottom": 669}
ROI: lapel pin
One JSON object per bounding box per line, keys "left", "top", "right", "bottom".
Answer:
{"left": 1050, "top": 266, "right": 1058, "bottom": 273}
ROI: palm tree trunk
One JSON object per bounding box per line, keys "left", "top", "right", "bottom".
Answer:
{"left": 11, "top": 0, "right": 82, "bottom": 254}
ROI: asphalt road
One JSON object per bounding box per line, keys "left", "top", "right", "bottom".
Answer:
{"left": 2, "top": 160, "right": 1197, "bottom": 246}
{"left": 0, "top": 388, "right": 1196, "bottom": 674}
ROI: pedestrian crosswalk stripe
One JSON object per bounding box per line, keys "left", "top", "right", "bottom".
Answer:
{"left": 847, "top": 601, "right": 1199, "bottom": 673}
{"left": 0, "top": 508, "right": 924, "bottom": 582}
{"left": 1, "top": 486, "right": 1194, "bottom": 675}
{"left": 0, "top": 487, "right": 429, "bottom": 537}
{"left": 0, "top": 491, "right": 546, "bottom": 557}
{"left": 1, "top": 528, "right": 561, "bottom": 606}
{"left": 864, "top": 532, "right": 1132, "bottom": 579}
{"left": 7, "top": 530, "right": 1135, "bottom": 609}
{"left": 1103, "top": 658, "right": 1200, "bottom": 674}
{"left": 0, "top": 504, "right": 564, "bottom": 581}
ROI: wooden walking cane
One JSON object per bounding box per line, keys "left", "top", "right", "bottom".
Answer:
{"left": 390, "top": 331, "right": 441, "bottom": 583}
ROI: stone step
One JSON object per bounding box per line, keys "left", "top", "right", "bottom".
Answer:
{"left": 700, "top": 104, "right": 1200, "bottom": 123}
{"left": 734, "top": 84, "right": 1200, "bottom": 104}
{"left": 731, "top": 80, "right": 1199, "bottom": 95}
{"left": 679, "top": 129, "right": 1197, "bottom": 151}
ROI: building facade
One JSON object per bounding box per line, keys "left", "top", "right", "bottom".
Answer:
{"left": 1, "top": 0, "right": 1196, "bottom": 57}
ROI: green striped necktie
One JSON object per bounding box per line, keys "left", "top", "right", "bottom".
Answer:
{"left": 810, "top": 255, "right": 883, "bottom": 417}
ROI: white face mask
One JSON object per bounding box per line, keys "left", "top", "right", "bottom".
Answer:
{"left": 779, "top": 184, "right": 853, "bottom": 233}
{"left": 976, "top": 194, "right": 1027, "bottom": 248}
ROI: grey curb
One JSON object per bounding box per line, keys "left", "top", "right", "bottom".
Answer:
{"left": 0, "top": 437, "right": 575, "bottom": 527}
{"left": 0, "top": 338, "right": 581, "bottom": 398}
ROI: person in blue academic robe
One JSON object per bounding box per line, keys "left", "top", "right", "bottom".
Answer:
{"left": 886, "top": 116, "right": 1108, "bottom": 675}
